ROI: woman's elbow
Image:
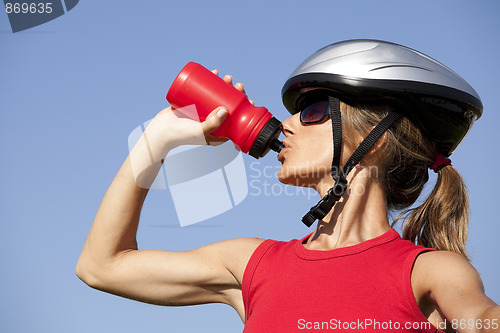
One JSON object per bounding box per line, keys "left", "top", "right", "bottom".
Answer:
{"left": 75, "top": 256, "right": 107, "bottom": 290}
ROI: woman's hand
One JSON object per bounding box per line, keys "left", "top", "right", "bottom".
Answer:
{"left": 128, "top": 70, "right": 252, "bottom": 188}
{"left": 146, "top": 70, "right": 254, "bottom": 157}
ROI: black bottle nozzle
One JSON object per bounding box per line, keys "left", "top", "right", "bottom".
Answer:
{"left": 270, "top": 139, "right": 285, "bottom": 153}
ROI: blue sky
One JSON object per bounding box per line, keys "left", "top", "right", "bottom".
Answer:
{"left": 1, "top": 1, "right": 499, "bottom": 332}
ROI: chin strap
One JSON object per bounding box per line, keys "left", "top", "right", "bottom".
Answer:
{"left": 301, "top": 97, "right": 402, "bottom": 227}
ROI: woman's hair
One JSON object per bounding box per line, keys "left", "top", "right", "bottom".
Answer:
{"left": 340, "top": 101, "right": 470, "bottom": 259}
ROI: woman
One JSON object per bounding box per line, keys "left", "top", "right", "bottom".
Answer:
{"left": 76, "top": 40, "right": 499, "bottom": 332}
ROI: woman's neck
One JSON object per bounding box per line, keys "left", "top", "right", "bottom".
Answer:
{"left": 304, "top": 166, "right": 391, "bottom": 251}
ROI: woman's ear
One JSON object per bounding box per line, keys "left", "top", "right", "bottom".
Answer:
{"left": 365, "top": 131, "right": 388, "bottom": 157}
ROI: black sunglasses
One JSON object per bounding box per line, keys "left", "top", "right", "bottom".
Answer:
{"left": 299, "top": 100, "right": 330, "bottom": 124}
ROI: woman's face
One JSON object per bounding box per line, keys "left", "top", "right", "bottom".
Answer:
{"left": 277, "top": 111, "right": 336, "bottom": 189}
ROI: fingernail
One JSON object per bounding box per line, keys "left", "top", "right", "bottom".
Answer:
{"left": 217, "top": 107, "right": 228, "bottom": 118}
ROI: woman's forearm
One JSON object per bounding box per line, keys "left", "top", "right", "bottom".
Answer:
{"left": 76, "top": 124, "right": 169, "bottom": 281}
{"left": 76, "top": 102, "right": 229, "bottom": 286}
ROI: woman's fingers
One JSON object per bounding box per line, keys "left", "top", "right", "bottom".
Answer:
{"left": 235, "top": 82, "right": 245, "bottom": 94}
{"left": 222, "top": 75, "right": 245, "bottom": 94}
{"left": 223, "top": 74, "right": 233, "bottom": 85}
{"left": 215, "top": 71, "right": 255, "bottom": 105}
{"left": 235, "top": 83, "right": 254, "bottom": 104}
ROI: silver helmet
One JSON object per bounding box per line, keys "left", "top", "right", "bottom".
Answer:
{"left": 281, "top": 39, "right": 483, "bottom": 155}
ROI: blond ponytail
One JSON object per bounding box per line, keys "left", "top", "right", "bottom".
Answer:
{"left": 399, "top": 165, "right": 469, "bottom": 259}
{"left": 341, "top": 101, "right": 470, "bottom": 258}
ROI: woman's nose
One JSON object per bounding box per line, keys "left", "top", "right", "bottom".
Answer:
{"left": 281, "top": 114, "right": 299, "bottom": 136}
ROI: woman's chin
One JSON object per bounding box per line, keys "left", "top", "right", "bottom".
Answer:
{"left": 278, "top": 167, "right": 314, "bottom": 188}
{"left": 278, "top": 169, "right": 295, "bottom": 186}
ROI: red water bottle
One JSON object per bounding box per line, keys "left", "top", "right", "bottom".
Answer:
{"left": 166, "top": 62, "right": 284, "bottom": 158}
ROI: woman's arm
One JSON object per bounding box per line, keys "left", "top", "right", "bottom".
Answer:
{"left": 413, "top": 251, "right": 500, "bottom": 333}
{"left": 76, "top": 75, "right": 263, "bottom": 312}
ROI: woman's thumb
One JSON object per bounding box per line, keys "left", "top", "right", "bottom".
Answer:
{"left": 202, "top": 107, "right": 228, "bottom": 134}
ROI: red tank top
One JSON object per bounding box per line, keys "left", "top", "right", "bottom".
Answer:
{"left": 242, "top": 229, "right": 445, "bottom": 333}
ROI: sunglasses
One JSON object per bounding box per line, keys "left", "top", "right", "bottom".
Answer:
{"left": 299, "top": 100, "right": 330, "bottom": 124}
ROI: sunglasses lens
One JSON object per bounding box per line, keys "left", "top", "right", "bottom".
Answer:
{"left": 300, "top": 101, "right": 330, "bottom": 124}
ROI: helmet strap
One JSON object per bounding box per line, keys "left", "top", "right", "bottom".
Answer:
{"left": 301, "top": 97, "right": 402, "bottom": 227}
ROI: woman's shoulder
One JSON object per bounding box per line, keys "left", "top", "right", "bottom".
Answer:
{"left": 210, "top": 237, "right": 268, "bottom": 263}
{"left": 413, "top": 250, "right": 475, "bottom": 275}
{"left": 412, "top": 250, "right": 484, "bottom": 302}
{"left": 411, "top": 250, "right": 496, "bottom": 330}
{"left": 207, "top": 238, "right": 267, "bottom": 284}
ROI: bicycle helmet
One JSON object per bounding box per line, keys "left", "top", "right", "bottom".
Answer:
{"left": 280, "top": 39, "right": 483, "bottom": 227}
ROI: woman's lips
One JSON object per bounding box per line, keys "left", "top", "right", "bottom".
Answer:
{"left": 277, "top": 147, "right": 288, "bottom": 162}
{"left": 278, "top": 139, "right": 290, "bottom": 163}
